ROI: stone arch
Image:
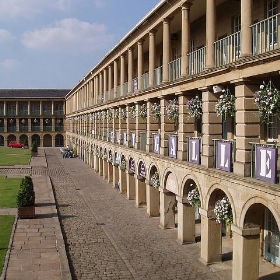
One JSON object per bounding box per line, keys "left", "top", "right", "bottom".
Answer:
{"left": 31, "top": 134, "right": 40, "bottom": 146}
{"left": 163, "top": 168, "right": 179, "bottom": 195}
{"left": 43, "top": 134, "right": 52, "bottom": 147}
{"left": 0, "top": 135, "right": 4, "bottom": 146}
{"left": 55, "top": 134, "right": 64, "bottom": 147}
{"left": 181, "top": 174, "right": 201, "bottom": 200}
{"left": 240, "top": 196, "right": 280, "bottom": 229}
{"left": 19, "top": 134, "right": 28, "bottom": 146}
{"left": 7, "top": 134, "right": 16, "bottom": 145}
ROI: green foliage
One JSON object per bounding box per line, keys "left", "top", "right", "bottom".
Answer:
{"left": 17, "top": 176, "right": 35, "bottom": 207}
{"left": 31, "top": 141, "right": 38, "bottom": 153}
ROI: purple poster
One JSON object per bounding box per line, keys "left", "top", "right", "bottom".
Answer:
{"left": 138, "top": 161, "right": 146, "bottom": 178}
{"left": 216, "top": 141, "right": 232, "bottom": 172}
{"left": 255, "top": 146, "right": 277, "bottom": 184}
{"left": 189, "top": 138, "right": 201, "bottom": 165}
{"left": 153, "top": 134, "right": 160, "bottom": 154}
{"left": 131, "top": 132, "right": 136, "bottom": 148}
{"left": 129, "top": 158, "right": 135, "bottom": 173}
{"left": 169, "top": 135, "right": 178, "bottom": 159}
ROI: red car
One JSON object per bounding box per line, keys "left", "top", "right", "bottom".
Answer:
{"left": 9, "top": 141, "right": 24, "bottom": 148}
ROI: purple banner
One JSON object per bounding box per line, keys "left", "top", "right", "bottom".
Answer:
{"left": 115, "top": 131, "right": 119, "bottom": 144}
{"left": 216, "top": 141, "right": 232, "bottom": 172}
{"left": 129, "top": 158, "right": 135, "bottom": 173}
{"left": 188, "top": 138, "right": 201, "bottom": 165}
{"left": 131, "top": 132, "right": 136, "bottom": 148}
{"left": 168, "top": 135, "right": 178, "bottom": 159}
{"left": 123, "top": 132, "right": 127, "bottom": 145}
{"left": 138, "top": 161, "right": 146, "bottom": 178}
{"left": 153, "top": 134, "right": 160, "bottom": 154}
{"left": 255, "top": 146, "right": 277, "bottom": 184}
{"left": 114, "top": 152, "right": 119, "bottom": 165}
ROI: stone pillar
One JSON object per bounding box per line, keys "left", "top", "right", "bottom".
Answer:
{"left": 108, "top": 65, "right": 112, "bottom": 100}
{"left": 28, "top": 101, "right": 30, "bottom": 115}
{"left": 232, "top": 225, "right": 260, "bottom": 280}
{"left": 103, "top": 160, "right": 108, "bottom": 179}
{"left": 206, "top": 0, "right": 216, "bottom": 68}
{"left": 114, "top": 60, "right": 118, "bottom": 98}
{"left": 146, "top": 184, "right": 160, "bottom": 217}
{"left": 233, "top": 81, "right": 260, "bottom": 177}
{"left": 16, "top": 101, "right": 18, "bottom": 115}
{"left": 241, "top": 0, "right": 252, "bottom": 57}
{"left": 107, "top": 163, "right": 113, "bottom": 183}
{"left": 120, "top": 54, "right": 125, "bottom": 96}
{"left": 177, "top": 197, "right": 195, "bottom": 244}
{"left": 199, "top": 208, "right": 222, "bottom": 264}
{"left": 135, "top": 176, "right": 146, "bottom": 207}
{"left": 4, "top": 101, "right": 6, "bottom": 116}
{"left": 148, "top": 30, "right": 156, "bottom": 87}
{"left": 113, "top": 165, "right": 119, "bottom": 188}
{"left": 162, "top": 18, "right": 171, "bottom": 83}
{"left": 128, "top": 48, "right": 133, "bottom": 94}
{"left": 103, "top": 68, "right": 107, "bottom": 102}
{"left": 137, "top": 40, "right": 143, "bottom": 91}
{"left": 126, "top": 172, "right": 135, "bottom": 200}
{"left": 119, "top": 169, "right": 127, "bottom": 194}
{"left": 181, "top": 2, "right": 191, "bottom": 76}
{"left": 201, "top": 87, "right": 221, "bottom": 168}
{"left": 40, "top": 101, "right": 42, "bottom": 115}
{"left": 159, "top": 190, "right": 176, "bottom": 229}
{"left": 94, "top": 154, "right": 99, "bottom": 173}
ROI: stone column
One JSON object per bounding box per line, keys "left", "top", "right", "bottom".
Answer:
{"left": 103, "top": 159, "right": 108, "bottom": 180}
{"left": 112, "top": 164, "right": 119, "bottom": 188}
{"left": 206, "top": 0, "right": 216, "bottom": 68}
{"left": 128, "top": 48, "right": 133, "bottom": 94}
{"left": 108, "top": 65, "right": 112, "bottom": 100}
{"left": 159, "top": 190, "right": 176, "bottom": 229}
{"left": 232, "top": 225, "right": 260, "bottom": 280}
{"left": 120, "top": 54, "right": 125, "bottom": 96}
{"left": 103, "top": 68, "right": 107, "bottom": 102}
{"left": 146, "top": 184, "right": 160, "bottom": 217}
{"left": 126, "top": 172, "right": 135, "bottom": 200}
{"left": 135, "top": 176, "right": 146, "bottom": 207}
{"left": 40, "top": 101, "right": 42, "bottom": 115}
{"left": 119, "top": 168, "right": 127, "bottom": 194}
{"left": 233, "top": 81, "right": 259, "bottom": 177}
{"left": 201, "top": 87, "right": 221, "bottom": 168}
{"left": 16, "top": 101, "right": 18, "bottom": 115}
{"left": 137, "top": 40, "right": 143, "bottom": 91}
{"left": 177, "top": 197, "right": 195, "bottom": 244}
{"left": 181, "top": 2, "right": 192, "bottom": 76}
{"left": 4, "top": 101, "right": 6, "bottom": 116}
{"left": 162, "top": 18, "right": 171, "bottom": 83}
{"left": 199, "top": 208, "right": 222, "bottom": 264}
{"left": 148, "top": 30, "right": 156, "bottom": 87}
{"left": 4, "top": 119, "right": 7, "bottom": 133}
{"left": 241, "top": 0, "right": 252, "bottom": 57}
{"left": 28, "top": 101, "right": 30, "bottom": 115}
{"left": 114, "top": 60, "right": 118, "bottom": 98}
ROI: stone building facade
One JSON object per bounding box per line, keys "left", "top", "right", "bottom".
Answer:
{"left": 0, "top": 89, "right": 68, "bottom": 147}
{"left": 65, "top": 1, "right": 280, "bottom": 279}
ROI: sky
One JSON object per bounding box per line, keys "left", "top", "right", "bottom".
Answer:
{"left": 0, "top": 0, "right": 160, "bottom": 90}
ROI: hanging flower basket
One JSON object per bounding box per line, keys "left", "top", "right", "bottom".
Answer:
{"left": 186, "top": 96, "right": 202, "bottom": 119}
{"left": 254, "top": 80, "right": 280, "bottom": 124}
{"left": 129, "top": 105, "right": 136, "bottom": 119}
{"left": 150, "top": 102, "right": 161, "bottom": 120}
{"left": 121, "top": 108, "right": 126, "bottom": 120}
{"left": 115, "top": 108, "right": 119, "bottom": 119}
{"left": 139, "top": 104, "right": 147, "bottom": 120}
{"left": 215, "top": 89, "right": 236, "bottom": 120}
{"left": 186, "top": 186, "right": 201, "bottom": 207}
{"left": 120, "top": 157, "right": 126, "bottom": 170}
{"left": 213, "top": 196, "right": 233, "bottom": 225}
{"left": 150, "top": 171, "right": 160, "bottom": 189}
{"left": 166, "top": 98, "right": 179, "bottom": 121}
{"left": 108, "top": 109, "right": 113, "bottom": 122}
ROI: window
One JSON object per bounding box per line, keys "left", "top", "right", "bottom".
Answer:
{"left": 267, "top": 0, "right": 278, "bottom": 45}
{"left": 233, "top": 14, "right": 241, "bottom": 33}
{"left": 267, "top": 116, "right": 278, "bottom": 142}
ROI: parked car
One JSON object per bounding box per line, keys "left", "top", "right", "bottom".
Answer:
{"left": 9, "top": 141, "right": 24, "bottom": 148}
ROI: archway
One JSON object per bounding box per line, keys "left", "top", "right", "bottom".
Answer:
{"left": 43, "top": 134, "right": 52, "bottom": 147}
{"left": 136, "top": 160, "right": 146, "bottom": 208}
{"left": 7, "top": 134, "right": 16, "bottom": 146}
{"left": 0, "top": 135, "right": 4, "bottom": 146}
{"left": 19, "top": 134, "right": 28, "bottom": 147}
{"left": 127, "top": 157, "right": 136, "bottom": 200}
{"left": 119, "top": 154, "right": 127, "bottom": 194}
{"left": 147, "top": 165, "right": 160, "bottom": 217}
{"left": 31, "top": 134, "right": 40, "bottom": 147}
{"left": 55, "top": 134, "right": 64, "bottom": 147}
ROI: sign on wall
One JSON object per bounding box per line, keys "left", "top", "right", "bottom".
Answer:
{"left": 188, "top": 138, "right": 201, "bottom": 165}
{"left": 168, "top": 135, "right": 178, "bottom": 158}
{"left": 138, "top": 161, "right": 146, "bottom": 178}
{"left": 129, "top": 158, "right": 135, "bottom": 173}
{"left": 216, "top": 141, "right": 232, "bottom": 172}
{"left": 255, "top": 145, "right": 277, "bottom": 184}
{"left": 153, "top": 134, "right": 160, "bottom": 154}
{"left": 110, "top": 131, "right": 114, "bottom": 143}
{"left": 115, "top": 130, "right": 120, "bottom": 144}
{"left": 131, "top": 132, "right": 136, "bottom": 148}
{"left": 114, "top": 152, "right": 119, "bottom": 165}
{"left": 123, "top": 131, "right": 127, "bottom": 145}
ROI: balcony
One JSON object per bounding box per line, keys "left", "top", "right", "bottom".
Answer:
{"left": 43, "top": 126, "right": 52, "bottom": 132}
{"left": 54, "top": 110, "right": 64, "bottom": 116}
{"left": 142, "top": 73, "right": 149, "bottom": 90}
{"left": 31, "top": 126, "right": 40, "bottom": 132}
{"left": 31, "top": 110, "right": 40, "bottom": 116}
{"left": 169, "top": 57, "right": 181, "bottom": 81}
{"left": 6, "top": 111, "right": 16, "bottom": 117}
{"left": 7, "top": 126, "right": 16, "bottom": 132}
{"left": 214, "top": 31, "right": 241, "bottom": 67}
{"left": 18, "top": 111, "right": 29, "bottom": 116}
{"left": 55, "top": 125, "right": 64, "bottom": 132}
{"left": 42, "top": 110, "right": 52, "bottom": 116}
{"left": 252, "top": 13, "right": 280, "bottom": 55}
{"left": 154, "top": 66, "right": 163, "bottom": 86}
{"left": 189, "top": 47, "right": 206, "bottom": 75}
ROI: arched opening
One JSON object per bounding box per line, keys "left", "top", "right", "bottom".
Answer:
{"left": 43, "top": 134, "right": 52, "bottom": 147}
{"left": 7, "top": 134, "right": 16, "bottom": 146}
{"left": 19, "top": 134, "right": 28, "bottom": 147}
{"left": 127, "top": 157, "right": 136, "bottom": 200}
{"left": 31, "top": 134, "right": 40, "bottom": 147}
{"left": 147, "top": 165, "right": 160, "bottom": 217}
{"left": 119, "top": 154, "right": 127, "bottom": 194}
{"left": 55, "top": 134, "right": 64, "bottom": 147}
{"left": 136, "top": 160, "right": 147, "bottom": 208}
{"left": 0, "top": 135, "right": 4, "bottom": 146}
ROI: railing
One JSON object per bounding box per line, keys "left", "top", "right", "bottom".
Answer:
{"left": 116, "top": 85, "right": 121, "bottom": 98}
{"left": 142, "top": 73, "right": 149, "bottom": 90}
{"left": 132, "top": 78, "right": 138, "bottom": 93}
{"left": 55, "top": 125, "right": 64, "bottom": 131}
{"left": 168, "top": 57, "right": 181, "bottom": 81}
{"left": 43, "top": 126, "right": 53, "bottom": 132}
{"left": 6, "top": 111, "right": 16, "bottom": 117}
{"left": 7, "top": 127, "right": 16, "bottom": 132}
{"left": 123, "top": 82, "right": 128, "bottom": 96}
{"left": 18, "top": 111, "right": 28, "bottom": 116}
{"left": 213, "top": 139, "right": 236, "bottom": 171}
{"left": 0, "top": 109, "right": 4, "bottom": 116}
{"left": 31, "top": 110, "right": 40, "bottom": 116}
{"left": 154, "top": 66, "right": 163, "bottom": 86}
{"left": 249, "top": 142, "right": 280, "bottom": 184}
{"left": 54, "top": 110, "right": 64, "bottom": 116}
{"left": 19, "top": 126, "right": 29, "bottom": 132}
{"left": 140, "top": 132, "right": 147, "bottom": 151}
{"left": 251, "top": 13, "right": 280, "bottom": 55}
{"left": 109, "top": 89, "right": 114, "bottom": 100}
{"left": 214, "top": 32, "right": 241, "bottom": 67}
{"left": 31, "top": 126, "right": 41, "bottom": 132}
{"left": 42, "top": 110, "right": 52, "bottom": 116}
{"left": 0, "top": 127, "right": 4, "bottom": 132}
{"left": 189, "top": 47, "right": 206, "bottom": 75}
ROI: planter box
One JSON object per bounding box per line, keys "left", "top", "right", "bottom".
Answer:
{"left": 18, "top": 206, "right": 35, "bottom": 219}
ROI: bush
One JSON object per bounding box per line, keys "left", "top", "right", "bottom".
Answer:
{"left": 31, "top": 142, "right": 38, "bottom": 153}
{"left": 17, "top": 176, "right": 35, "bottom": 207}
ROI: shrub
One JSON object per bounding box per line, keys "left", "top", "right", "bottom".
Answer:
{"left": 31, "top": 142, "right": 38, "bottom": 153}
{"left": 17, "top": 176, "right": 35, "bottom": 207}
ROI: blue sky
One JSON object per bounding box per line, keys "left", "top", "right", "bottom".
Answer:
{"left": 0, "top": 0, "right": 160, "bottom": 89}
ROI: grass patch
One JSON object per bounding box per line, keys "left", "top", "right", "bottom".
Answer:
{"left": 0, "top": 215, "right": 15, "bottom": 275}
{"left": 0, "top": 176, "right": 21, "bottom": 208}
{"left": 0, "top": 147, "right": 30, "bottom": 166}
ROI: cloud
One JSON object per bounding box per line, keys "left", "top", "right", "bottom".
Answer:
{"left": 21, "top": 18, "right": 114, "bottom": 53}
{"left": 0, "top": 29, "right": 15, "bottom": 43}
{"left": 1, "top": 59, "right": 19, "bottom": 70}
